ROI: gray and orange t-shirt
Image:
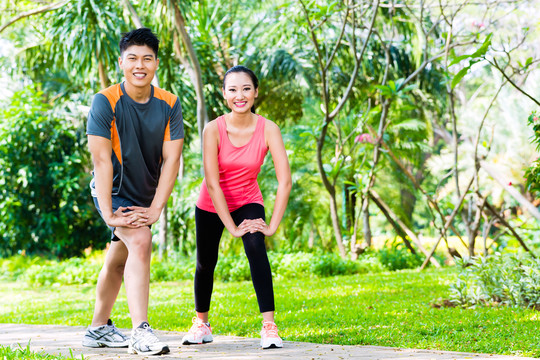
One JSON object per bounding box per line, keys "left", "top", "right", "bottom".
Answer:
{"left": 87, "top": 82, "right": 184, "bottom": 207}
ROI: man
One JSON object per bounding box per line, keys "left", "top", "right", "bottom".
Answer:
{"left": 82, "top": 28, "right": 183, "bottom": 356}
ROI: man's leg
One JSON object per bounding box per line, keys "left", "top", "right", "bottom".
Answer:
{"left": 91, "top": 240, "right": 128, "bottom": 327}
{"left": 114, "top": 225, "right": 169, "bottom": 355}
{"left": 114, "top": 226, "right": 152, "bottom": 328}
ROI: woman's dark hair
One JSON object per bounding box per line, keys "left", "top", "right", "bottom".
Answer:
{"left": 119, "top": 28, "right": 159, "bottom": 58}
{"left": 223, "top": 65, "right": 259, "bottom": 113}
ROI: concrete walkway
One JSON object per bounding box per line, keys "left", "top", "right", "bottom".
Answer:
{"left": 0, "top": 324, "right": 533, "bottom": 360}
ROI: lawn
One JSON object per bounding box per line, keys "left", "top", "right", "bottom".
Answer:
{"left": 1, "top": 267, "right": 538, "bottom": 357}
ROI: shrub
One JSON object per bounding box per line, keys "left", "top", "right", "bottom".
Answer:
{"left": 448, "top": 253, "right": 540, "bottom": 309}
{"left": 0, "top": 250, "right": 388, "bottom": 286}
{"left": 377, "top": 241, "right": 424, "bottom": 270}
{"left": 0, "top": 86, "right": 107, "bottom": 258}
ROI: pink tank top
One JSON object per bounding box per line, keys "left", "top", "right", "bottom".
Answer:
{"left": 197, "top": 115, "right": 269, "bottom": 213}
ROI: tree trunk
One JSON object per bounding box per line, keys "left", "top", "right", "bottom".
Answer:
{"left": 169, "top": 2, "right": 209, "bottom": 143}
{"left": 329, "top": 194, "right": 347, "bottom": 258}
{"left": 361, "top": 200, "right": 372, "bottom": 247}
{"left": 369, "top": 191, "right": 416, "bottom": 254}
{"left": 315, "top": 121, "right": 347, "bottom": 258}
{"left": 97, "top": 58, "right": 109, "bottom": 90}
{"left": 308, "top": 222, "right": 315, "bottom": 249}
{"left": 158, "top": 205, "right": 168, "bottom": 260}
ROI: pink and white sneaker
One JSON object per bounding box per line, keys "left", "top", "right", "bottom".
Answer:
{"left": 182, "top": 317, "right": 213, "bottom": 345}
{"left": 260, "top": 321, "right": 283, "bottom": 349}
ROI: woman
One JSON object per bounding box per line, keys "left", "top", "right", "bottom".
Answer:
{"left": 182, "top": 65, "right": 292, "bottom": 349}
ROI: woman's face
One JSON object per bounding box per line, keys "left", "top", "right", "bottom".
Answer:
{"left": 222, "top": 72, "right": 258, "bottom": 114}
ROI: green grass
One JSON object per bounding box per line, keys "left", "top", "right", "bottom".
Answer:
{"left": 0, "top": 344, "right": 82, "bottom": 359}
{"left": 1, "top": 268, "right": 538, "bottom": 357}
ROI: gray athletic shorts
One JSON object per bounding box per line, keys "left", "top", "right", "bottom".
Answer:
{"left": 92, "top": 195, "right": 150, "bottom": 241}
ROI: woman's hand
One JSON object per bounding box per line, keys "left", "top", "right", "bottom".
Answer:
{"left": 242, "top": 218, "right": 275, "bottom": 237}
{"left": 230, "top": 220, "right": 250, "bottom": 238}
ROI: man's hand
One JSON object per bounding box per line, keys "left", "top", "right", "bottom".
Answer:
{"left": 102, "top": 206, "right": 148, "bottom": 228}
{"left": 126, "top": 206, "right": 162, "bottom": 226}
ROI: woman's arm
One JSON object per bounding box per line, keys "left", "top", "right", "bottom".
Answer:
{"left": 202, "top": 121, "right": 249, "bottom": 238}
{"left": 256, "top": 120, "right": 292, "bottom": 236}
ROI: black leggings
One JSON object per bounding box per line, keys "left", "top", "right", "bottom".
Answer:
{"left": 194, "top": 203, "right": 275, "bottom": 313}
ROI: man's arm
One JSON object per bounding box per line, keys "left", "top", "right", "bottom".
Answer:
{"left": 88, "top": 135, "right": 145, "bottom": 228}
{"left": 88, "top": 135, "right": 114, "bottom": 221}
{"left": 144, "top": 138, "right": 184, "bottom": 225}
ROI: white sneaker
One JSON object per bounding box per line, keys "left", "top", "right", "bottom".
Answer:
{"left": 128, "top": 322, "right": 170, "bottom": 355}
{"left": 82, "top": 319, "right": 129, "bottom": 348}
{"left": 260, "top": 321, "right": 283, "bottom": 349}
{"left": 182, "top": 317, "right": 213, "bottom": 344}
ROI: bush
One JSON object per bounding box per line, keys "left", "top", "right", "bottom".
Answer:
{"left": 0, "top": 250, "right": 388, "bottom": 286}
{"left": 23, "top": 258, "right": 101, "bottom": 286}
{"left": 449, "top": 253, "right": 540, "bottom": 308}
{"left": 0, "top": 255, "right": 44, "bottom": 281}
{"left": 377, "top": 241, "right": 424, "bottom": 270}
{"left": 0, "top": 86, "right": 107, "bottom": 258}
{"left": 150, "top": 256, "right": 195, "bottom": 282}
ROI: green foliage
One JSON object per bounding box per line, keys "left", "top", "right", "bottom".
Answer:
{"left": 0, "top": 87, "right": 107, "bottom": 258}
{"left": 377, "top": 241, "right": 424, "bottom": 270}
{"left": 0, "top": 344, "right": 81, "bottom": 360}
{"left": 524, "top": 111, "right": 540, "bottom": 195}
{"left": 449, "top": 253, "right": 540, "bottom": 309}
{"left": 450, "top": 33, "right": 493, "bottom": 89}
{"left": 0, "top": 250, "right": 386, "bottom": 286}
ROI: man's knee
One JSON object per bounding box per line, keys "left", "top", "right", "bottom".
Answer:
{"left": 119, "top": 228, "right": 152, "bottom": 257}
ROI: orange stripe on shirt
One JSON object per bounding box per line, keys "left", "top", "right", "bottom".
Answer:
{"left": 99, "top": 84, "right": 123, "bottom": 110}
{"left": 153, "top": 87, "right": 177, "bottom": 108}
{"left": 111, "top": 119, "right": 122, "bottom": 165}
{"left": 164, "top": 120, "right": 171, "bottom": 141}
{"left": 100, "top": 84, "right": 123, "bottom": 163}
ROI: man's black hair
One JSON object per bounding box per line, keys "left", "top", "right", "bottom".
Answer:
{"left": 119, "top": 28, "right": 159, "bottom": 58}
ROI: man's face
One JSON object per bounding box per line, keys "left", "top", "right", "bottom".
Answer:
{"left": 118, "top": 45, "right": 159, "bottom": 89}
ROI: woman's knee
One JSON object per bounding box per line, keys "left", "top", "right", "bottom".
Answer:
{"left": 196, "top": 257, "right": 218, "bottom": 274}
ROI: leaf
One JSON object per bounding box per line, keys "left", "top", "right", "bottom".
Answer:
{"left": 470, "top": 33, "right": 493, "bottom": 58}
{"left": 451, "top": 66, "right": 470, "bottom": 89}
{"left": 449, "top": 33, "right": 492, "bottom": 68}
{"left": 449, "top": 54, "right": 473, "bottom": 67}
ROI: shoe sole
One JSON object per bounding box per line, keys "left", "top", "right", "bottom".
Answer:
{"left": 128, "top": 345, "right": 170, "bottom": 355}
{"left": 82, "top": 340, "right": 129, "bottom": 348}
{"left": 182, "top": 334, "right": 213, "bottom": 345}
{"left": 261, "top": 340, "right": 283, "bottom": 349}
{"left": 182, "top": 338, "right": 213, "bottom": 345}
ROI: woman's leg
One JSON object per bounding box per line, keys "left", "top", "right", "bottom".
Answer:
{"left": 194, "top": 207, "right": 224, "bottom": 316}
{"left": 182, "top": 207, "right": 223, "bottom": 345}
{"left": 232, "top": 203, "right": 275, "bottom": 314}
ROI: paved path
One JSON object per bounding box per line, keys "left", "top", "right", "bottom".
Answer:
{"left": 0, "top": 324, "right": 534, "bottom": 360}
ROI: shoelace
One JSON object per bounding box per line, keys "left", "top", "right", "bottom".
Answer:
{"left": 191, "top": 317, "right": 209, "bottom": 334}
{"left": 138, "top": 326, "right": 160, "bottom": 345}
{"left": 109, "top": 324, "right": 127, "bottom": 340}
{"left": 262, "top": 322, "right": 279, "bottom": 337}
